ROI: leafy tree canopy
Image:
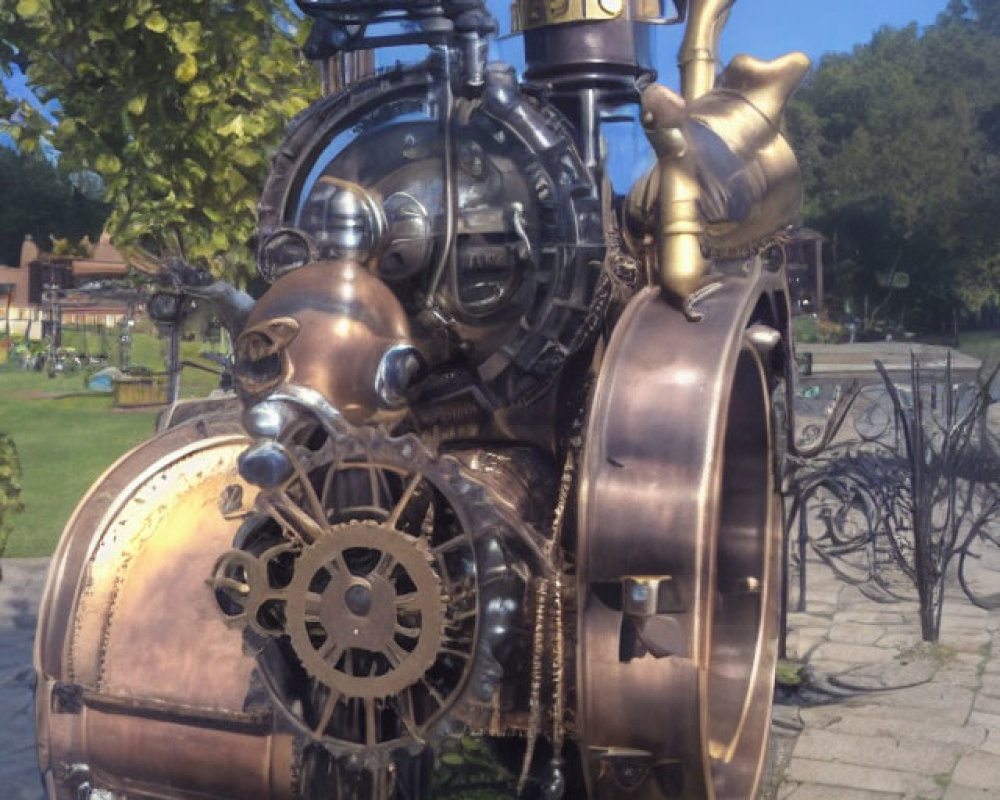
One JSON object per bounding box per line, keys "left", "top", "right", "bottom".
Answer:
{"left": 0, "top": 0, "right": 319, "bottom": 282}
{"left": 787, "top": 0, "right": 1000, "bottom": 332}
{"left": 0, "top": 148, "right": 109, "bottom": 267}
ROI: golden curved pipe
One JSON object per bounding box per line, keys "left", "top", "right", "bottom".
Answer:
{"left": 678, "top": 0, "right": 736, "bottom": 100}
{"left": 640, "top": 84, "right": 708, "bottom": 298}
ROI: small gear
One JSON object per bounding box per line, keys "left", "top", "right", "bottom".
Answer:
{"left": 209, "top": 541, "right": 299, "bottom": 636}
{"left": 284, "top": 521, "right": 447, "bottom": 700}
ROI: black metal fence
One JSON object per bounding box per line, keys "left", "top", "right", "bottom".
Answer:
{"left": 782, "top": 354, "right": 1000, "bottom": 645}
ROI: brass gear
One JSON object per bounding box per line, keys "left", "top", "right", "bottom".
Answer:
{"left": 210, "top": 541, "right": 300, "bottom": 637}
{"left": 283, "top": 520, "right": 447, "bottom": 700}
{"left": 215, "top": 387, "right": 541, "bottom": 756}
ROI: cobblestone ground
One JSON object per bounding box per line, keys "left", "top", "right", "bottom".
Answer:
{"left": 763, "top": 542, "right": 1000, "bottom": 800}
{"left": 0, "top": 558, "right": 47, "bottom": 800}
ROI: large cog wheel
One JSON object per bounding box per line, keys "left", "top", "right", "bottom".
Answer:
{"left": 212, "top": 386, "right": 540, "bottom": 765}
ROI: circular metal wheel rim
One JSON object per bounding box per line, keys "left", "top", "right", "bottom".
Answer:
{"left": 703, "top": 345, "right": 781, "bottom": 797}
{"left": 577, "top": 285, "right": 784, "bottom": 800}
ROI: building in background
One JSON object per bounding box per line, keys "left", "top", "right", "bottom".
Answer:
{"left": 0, "top": 233, "right": 130, "bottom": 339}
{"left": 0, "top": 237, "right": 35, "bottom": 328}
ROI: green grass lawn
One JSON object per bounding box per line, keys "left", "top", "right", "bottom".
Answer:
{"left": 0, "top": 332, "right": 228, "bottom": 558}
{"left": 0, "top": 367, "right": 157, "bottom": 557}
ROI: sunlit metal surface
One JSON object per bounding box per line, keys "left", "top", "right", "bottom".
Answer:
{"left": 36, "top": 0, "right": 808, "bottom": 796}
{"left": 626, "top": 48, "right": 809, "bottom": 297}
{"left": 33, "top": 418, "right": 303, "bottom": 799}
{"left": 514, "top": 0, "right": 626, "bottom": 31}
{"left": 234, "top": 260, "right": 414, "bottom": 426}
{"left": 577, "top": 267, "right": 785, "bottom": 799}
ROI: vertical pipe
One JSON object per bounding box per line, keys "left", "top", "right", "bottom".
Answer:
{"left": 779, "top": 495, "right": 791, "bottom": 658}
{"left": 678, "top": 0, "right": 735, "bottom": 101}
{"left": 320, "top": 51, "right": 377, "bottom": 96}
{"left": 423, "top": 49, "right": 456, "bottom": 311}
{"left": 319, "top": 57, "right": 333, "bottom": 96}
{"left": 579, "top": 87, "right": 601, "bottom": 175}
{"left": 797, "top": 491, "right": 808, "bottom": 612}
{"left": 346, "top": 50, "right": 376, "bottom": 85}
{"left": 167, "top": 322, "right": 181, "bottom": 406}
{"left": 54, "top": 283, "right": 62, "bottom": 348}
{"left": 815, "top": 235, "right": 824, "bottom": 316}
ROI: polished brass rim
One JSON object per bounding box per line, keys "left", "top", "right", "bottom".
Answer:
{"left": 703, "top": 345, "right": 780, "bottom": 797}
{"left": 577, "top": 283, "right": 784, "bottom": 800}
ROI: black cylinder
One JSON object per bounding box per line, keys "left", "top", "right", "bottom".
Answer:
{"left": 523, "top": 16, "right": 655, "bottom": 92}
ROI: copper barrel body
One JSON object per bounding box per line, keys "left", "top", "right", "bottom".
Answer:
{"left": 34, "top": 417, "right": 298, "bottom": 800}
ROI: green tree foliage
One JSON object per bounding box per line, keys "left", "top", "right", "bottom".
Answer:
{"left": 787, "top": 0, "right": 1000, "bottom": 332}
{"left": 0, "top": 148, "right": 109, "bottom": 267}
{"left": 1, "top": 0, "right": 319, "bottom": 282}
{"left": 0, "top": 433, "right": 24, "bottom": 561}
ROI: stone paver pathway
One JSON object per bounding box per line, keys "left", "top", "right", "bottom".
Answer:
{"left": 0, "top": 558, "right": 48, "bottom": 800}
{"left": 767, "top": 549, "right": 1000, "bottom": 800}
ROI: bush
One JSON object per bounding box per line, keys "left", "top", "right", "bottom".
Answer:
{"left": 0, "top": 433, "right": 25, "bottom": 564}
{"left": 793, "top": 316, "right": 846, "bottom": 344}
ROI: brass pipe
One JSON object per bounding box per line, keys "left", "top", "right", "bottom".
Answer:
{"left": 640, "top": 0, "right": 738, "bottom": 298}
{"left": 656, "top": 151, "right": 706, "bottom": 299}
{"left": 641, "top": 85, "right": 707, "bottom": 298}
{"left": 630, "top": 45, "right": 809, "bottom": 299}
{"left": 678, "top": 0, "right": 736, "bottom": 101}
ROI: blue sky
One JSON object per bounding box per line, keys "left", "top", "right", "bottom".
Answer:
{"left": 717, "top": 0, "right": 950, "bottom": 63}
{"left": 1, "top": 1, "right": 953, "bottom": 105}
{"left": 0, "top": 0, "right": 953, "bottom": 144}
{"left": 496, "top": 0, "right": 950, "bottom": 69}
{"left": 485, "top": 1, "right": 955, "bottom": 86}
{"left": 496, "top": 0, "right": 952, "bottom": 71}
{"left": 3, "top": 65, "right": 42, "bottom": 111}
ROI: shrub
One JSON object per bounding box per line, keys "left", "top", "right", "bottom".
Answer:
{"left": 0, "top": 433, "right": 25, "bottom": 565}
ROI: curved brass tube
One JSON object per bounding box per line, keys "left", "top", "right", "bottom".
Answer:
{"left": 641, "top": 84, "right": 708, "bottom": 298}
{"left": 678, "top": 0, "right": 736, "bottom": 100}
{"left": 623, "top": 0, "right": 812, "bottom": 299}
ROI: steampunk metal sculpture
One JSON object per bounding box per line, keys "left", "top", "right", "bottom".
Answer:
{"left": 34, "top": 1, "right": 809, "bottom": 798}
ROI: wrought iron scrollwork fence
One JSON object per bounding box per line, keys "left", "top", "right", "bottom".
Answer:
{"left": 781, "top": 354, "right": 1000, "bottom": 645}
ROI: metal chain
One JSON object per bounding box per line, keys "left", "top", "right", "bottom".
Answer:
{"left": 517, "top": 576, "right": 551, "bottom": 796}
{"left": 517, "top": 445, "right": 578, "bottom": 798}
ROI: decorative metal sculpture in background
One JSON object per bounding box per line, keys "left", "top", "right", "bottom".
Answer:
{"left": 34, "top": 2, "right": 810, "bottom": 798}
{"left": 783, "top": 355, "right": 1000, "bottom": 644}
